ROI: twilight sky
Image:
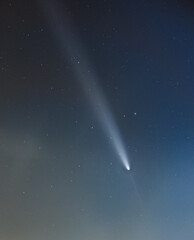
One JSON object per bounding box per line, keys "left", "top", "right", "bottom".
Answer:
{"left": 1, "top": 0, "right": 194, "bottom": 239}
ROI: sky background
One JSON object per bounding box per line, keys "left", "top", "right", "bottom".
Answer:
{"left": 1, "top": 0, "right": 194, "bottom": 239}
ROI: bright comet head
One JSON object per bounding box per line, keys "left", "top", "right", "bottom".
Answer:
{"left": 126, "top": 164, "right": 130, "bottom": 171}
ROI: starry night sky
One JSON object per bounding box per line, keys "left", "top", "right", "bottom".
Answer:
{"left": 1, "top": 0, "right": 194, "bottom": 239}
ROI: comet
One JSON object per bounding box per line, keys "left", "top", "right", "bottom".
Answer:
{"left": 41, "top": 0, "right": 131, "bottom": 171}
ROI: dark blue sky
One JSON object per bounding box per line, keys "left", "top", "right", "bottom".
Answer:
{"left": 1, "top": 0, "right": 194, "bottom": 239}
